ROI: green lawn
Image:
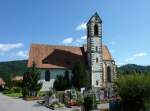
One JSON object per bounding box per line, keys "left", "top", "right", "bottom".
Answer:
{"left": 5, "top": 93, "right": 22, "bottom": 98}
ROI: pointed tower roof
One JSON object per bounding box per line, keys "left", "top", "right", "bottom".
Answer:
{"left": 87, "top": 12, "right": 102, "bottom": 24}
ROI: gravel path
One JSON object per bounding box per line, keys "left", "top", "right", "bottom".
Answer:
{"left": 0, "top": 93, "right": 80, "bottom": 111}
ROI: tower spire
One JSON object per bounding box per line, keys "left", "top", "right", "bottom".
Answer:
{"left": 87, "top": 12, "right": 102, "bottom": 24}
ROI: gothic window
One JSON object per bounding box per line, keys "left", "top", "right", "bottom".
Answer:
{"left": 94, "top": 24, "right": 98, "bottom": 36}
{"left": 87, "top": 26, "right": 90, "bottom": 36}
{"left": 96, "top": 46, "right": 98, "bottom": 52}
{"left": 96, "top": 58, "right": 98, "bottom": 63}
{"left": 45, "top": 70, "right": 50, "bottom": 81}
{"left": 96, "top": 81, "right": 99, "bottom": 85}
{"left": 107, "top": 66, "right": 111, "bottom": 82}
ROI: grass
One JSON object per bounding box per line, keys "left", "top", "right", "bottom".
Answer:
{"left": 38, "top": 91, "right": 45, "bottom": 97}
{"left": 5, "top": 92, "right": 22, "bottom": 98}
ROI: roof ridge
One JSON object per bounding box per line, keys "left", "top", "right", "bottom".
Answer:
{"left": 31, "top": 43, "right": 82, "bottom": 48}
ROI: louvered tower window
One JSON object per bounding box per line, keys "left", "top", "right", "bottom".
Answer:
{"left": 94, "top": 24, "right": 98, "bottom": 36}
{"left": 96, "top": 58, "right": 98, "bottom": 63}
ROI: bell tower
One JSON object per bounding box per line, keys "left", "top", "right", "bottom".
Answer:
{"left": 87, "top": 12, "right": 103, "bottom": 89}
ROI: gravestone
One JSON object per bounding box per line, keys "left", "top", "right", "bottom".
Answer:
{"left": 44, "top": 91, "right": 50, "bottom": 106}
{"left": 81, "top": 88, "right": 85, "bottom": 94}
{"left": 100, "top": 90, "right": 104, "bottom": 100}
{"left": 95, "top": 90, "right": 100, "bottom": 101}
{"left": 70, "top": 88, "right": 77, "bottom": 100}
{"left": 49, "top": 94, "right": 58, "bottom": 105}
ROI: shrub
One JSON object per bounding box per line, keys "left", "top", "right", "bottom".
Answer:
{"left": 84, "top": 96, "right": 94, "bottom": 111}
{"left": 76, "top": 92, "right": 84, "bottom": 106}
{"left": 115, "top": 74, "right": 150, "bottom": 111}
{"left": 3, "top": 89, "right": 12, "bottom": 94}
{"left": 12, "top": 87, "right": 21, "bottom": 93}
{"left": 53, "top": 70, "right": 72, "bottom": 91}
{"left": 53, "top": 75, "right": 67, "bottom": 91}
{"left": 38, "top": 91, "right": 45, "bottom": 97}
{"left": 22, "top": 87, "right": 28, "bottom": 97}
{"left": 3, "top": 87, "right": 21, "bottom": 94}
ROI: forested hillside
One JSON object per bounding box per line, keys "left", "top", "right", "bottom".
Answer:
{"left": 0, "top": 60, "right": 150, "bottom": 83}
{"left": 0, "top": 60, "right": 28, "bottom": 82}
{"left": 118, "top": 64, "right": 150, "bottom": 74}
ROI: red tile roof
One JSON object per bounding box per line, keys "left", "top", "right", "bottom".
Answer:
{"left": 0, "top": 78, "right": 5, "bottom": 85}
{"left": 102, "top": 45, "right": 113, "bottom": 61}
{"left": 12, "top": 76, "right": 23, "bottom": 81}
{"left": 28, "top": 44, "right": 113, "bottom": 69}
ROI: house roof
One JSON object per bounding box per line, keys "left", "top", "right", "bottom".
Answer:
{"left": 28, "top": 44, "right": 86, "bottom": 69}
{"left": 28, "top": 44, "right": 113, "bottom": 69}
{"left": 0, "top": 78, "right": 5, "bottom": 85}
{"left": 12, "top": 76, "right": 23, "bottom": 81}
{"left": 102, "top": 45, "right": 113, "bottom": 61}
{"left": 83, "top": 44, "right": 113, "bottom": 61}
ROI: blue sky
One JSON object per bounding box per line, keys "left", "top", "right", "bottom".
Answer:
{"left": 0, "top": 0, "right": 150, "bottom": 65}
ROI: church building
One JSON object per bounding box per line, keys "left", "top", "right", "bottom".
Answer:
{"left": 28, "top": 13, "right": 117, "bottom": 91}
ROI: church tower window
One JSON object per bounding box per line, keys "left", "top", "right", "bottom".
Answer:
{"left": 96, "top": 46, "right": 98, "bottom": 52}
{"left": 94, "top": 24, "right": 98, "bottom": 36}
{"left": 96, "top": 81, "right": 99, "bottom": 85}
{"left": 96, "top": 58, "right": 98, "bottom": 63}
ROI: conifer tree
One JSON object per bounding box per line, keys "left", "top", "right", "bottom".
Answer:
{"left": 64, "top": 70, "right": 71, "bottom": 89}
{"left": 22, "top": 62, "right": 42, "bottom": 97}
{"left": 72, "top": 61, "right": 87, "bottom": 90}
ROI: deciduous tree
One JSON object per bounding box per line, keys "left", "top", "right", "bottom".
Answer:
{"left": 115, "top": 74, "right": 150, "bottom": 111}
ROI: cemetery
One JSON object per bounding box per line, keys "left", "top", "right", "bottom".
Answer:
{"left": 36, "top": 87, "right": 118, "bottom": 111}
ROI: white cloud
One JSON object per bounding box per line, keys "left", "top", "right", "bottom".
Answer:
{"left": 62, "top": 35, "right": 87, "bottom": 46}
{"left": 76, "top": 22, "right": 86, "bottom": 31}
{"left": 81, "top": 36, "right": 87, "bottom": 40}
{"left": 125, "top": 52, "right": 147, "bottom": 62}
{"left": 17, "top": 51, "right": 28, "bottom": 58}
{"left": 74, "top": 38, "right": 82, "bottom": 43}
{"left": 0, "top": 43, "right": 23, "bottom": 52}
{"left": 133, "top": 52, "right": 147, "bottom": 57}
{"left": 62, "top": 38, "right": 74, "bottom": 44}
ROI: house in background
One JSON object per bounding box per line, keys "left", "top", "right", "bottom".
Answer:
{"left": 12, "top": 76, "right": 23, "bottom": 81}
{"left": 28, "top": 13, "right": 117, "bottom": 92}
{"left": 0, "top": 77, "right": 5, "bottom": 91}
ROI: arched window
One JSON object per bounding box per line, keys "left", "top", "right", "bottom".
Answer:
{"left": 94, "top": 24, "right": 98, "bottom": 36}
{"left": 96, "top": 58, "right": 98, "bottom": 63}
{"left": 45, "top": 70, "right": 50, "bottom": 81}
{"left": 107, "top": 66, "right": 111, "bottom": 82}
{"left": 87, "top": 26, "right": 90, "bottom": 36}
{"left": 96, "top": 46, "right": 98, "bottom": 52}
{"left": 96, "top": 81, "right": 99, "bottom": 85}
